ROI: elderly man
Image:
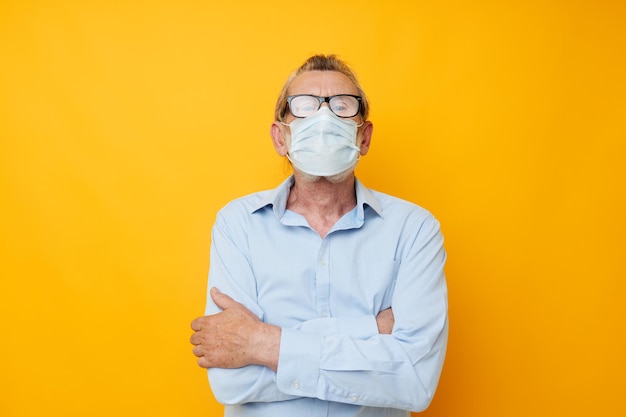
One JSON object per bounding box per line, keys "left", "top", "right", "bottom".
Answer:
{"left": 191, "top": 54, "right": 448, "bottom": 417}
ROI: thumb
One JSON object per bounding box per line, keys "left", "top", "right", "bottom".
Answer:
{"left": 210, "top": 287, "right": 240, "bottom": 310}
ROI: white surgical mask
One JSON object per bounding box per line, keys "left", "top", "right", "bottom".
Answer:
{"left": 282, "top": 107, "right": 362, "bottom": 177}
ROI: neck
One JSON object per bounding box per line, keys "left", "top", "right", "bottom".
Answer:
{"left": 287, "top": 171, "right": 357, "bottom": 237}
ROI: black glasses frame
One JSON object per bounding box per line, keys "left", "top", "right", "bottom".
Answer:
{"left": 286, "top": 94, "right": 362, "bottom": 118}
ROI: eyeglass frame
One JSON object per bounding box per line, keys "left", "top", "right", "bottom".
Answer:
{"left": 284, "top": 94, "right": 363, "bottom": 119}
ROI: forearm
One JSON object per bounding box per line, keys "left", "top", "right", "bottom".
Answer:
{"left": 276, "top": 318, "right": 448, "bottom": 412}
{"left": 206, "top": 314, "right": 381, "bottom": 405}
{"left": 250, "top": 321, "right": 281, "bottom": 372}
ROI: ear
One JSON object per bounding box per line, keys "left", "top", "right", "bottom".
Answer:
{"left": 270, "top": 121, "right": 289, "bottom": 156}
{"left": 358, "top": 121, "right": 373, "bottom": 156}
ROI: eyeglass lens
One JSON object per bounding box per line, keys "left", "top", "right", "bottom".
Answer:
{"left": 289, "top": 95, "right": 360, "bottom": 118}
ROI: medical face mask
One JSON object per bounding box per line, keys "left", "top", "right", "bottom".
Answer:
{"left": 283, "top": 107, "right": 362, "bottom": 177}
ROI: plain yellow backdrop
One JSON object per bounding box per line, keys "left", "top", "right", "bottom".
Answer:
{"left": 1, "top": 1, "right": 624, "bottom": 416}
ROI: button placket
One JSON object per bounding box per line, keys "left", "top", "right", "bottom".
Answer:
{"left": 315, "top": 239, "right": 331, "bottom": 318}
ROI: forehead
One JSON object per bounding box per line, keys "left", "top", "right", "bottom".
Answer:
{"left": 288, "top": 70, "right": 359, "bottom": 96}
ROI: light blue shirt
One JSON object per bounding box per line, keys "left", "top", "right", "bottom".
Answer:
{"left": 204, "top": 176, "right": 448, "bottom": 417}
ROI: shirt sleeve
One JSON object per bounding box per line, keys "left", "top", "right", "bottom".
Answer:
{"left": 204, "top": 210, "right": 381, "bottom": 405}
{"left": 275, "top": 216, "right": 448, "bottom": 412}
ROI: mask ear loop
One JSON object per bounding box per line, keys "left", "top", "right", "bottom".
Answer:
{"left": 277, "top": 122, "right": 294, "bottom": 163}
{"left": 354, "top": 119, "right": 366, "bottom": 163}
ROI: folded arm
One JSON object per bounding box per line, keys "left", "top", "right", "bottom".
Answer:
{"left": 190, "top": 210, "right": 447, "bottom": 411}
{"left": 191, "top": 289, "right": 394, "bottom": 371}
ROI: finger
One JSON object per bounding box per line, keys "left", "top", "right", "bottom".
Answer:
{"left": 197, "top": 356, "right": 210, "bottom": 369}
{"left": 210, "top": 287, "right": 241, "bottom": 310}
{"left": 192, "top": 345, "right": 204, "bottom": 357}
{"left": 190, "top": 317, "right": 203, "bottom": 332}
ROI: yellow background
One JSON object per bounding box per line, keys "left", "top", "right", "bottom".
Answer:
{"left": 1, "top": 1, "right": 624, "bottom": 416}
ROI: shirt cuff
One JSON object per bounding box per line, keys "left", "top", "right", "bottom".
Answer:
{"left": 276, "top": 328, "right": 321, "bottom": 397}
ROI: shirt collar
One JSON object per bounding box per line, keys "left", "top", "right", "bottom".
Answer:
{"left": 251, "top": 175, "right": 383, "bottom": 219}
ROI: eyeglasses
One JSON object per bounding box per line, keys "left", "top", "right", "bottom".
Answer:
{"left": 286, "top": 94, "right": 362, "bottom": 118}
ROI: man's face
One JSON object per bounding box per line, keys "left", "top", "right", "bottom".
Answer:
{"left": 270, "top": 70, "right": 373, "bottom": 163}
{"left": 281, "top": 70, "right": 371, "bottom": 156}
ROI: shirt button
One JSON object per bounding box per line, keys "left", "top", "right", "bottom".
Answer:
{"left": 319, "top": 258, "right": 327, "bottom": 265}
{"left": 321, "top": 311, "right": 329, "bottom": 318}
{"left": 350, "top": 395, "right": 359, "bottom": 402}
{"left": 292, "top": 380, "right": 301, "bottom": 389}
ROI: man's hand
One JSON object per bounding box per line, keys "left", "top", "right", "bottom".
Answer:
{"left": 190, "top": 288, "right": 280, "bottom": 371}
{"left": 376, "top": 308, "right": 394, "bottom": 334}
